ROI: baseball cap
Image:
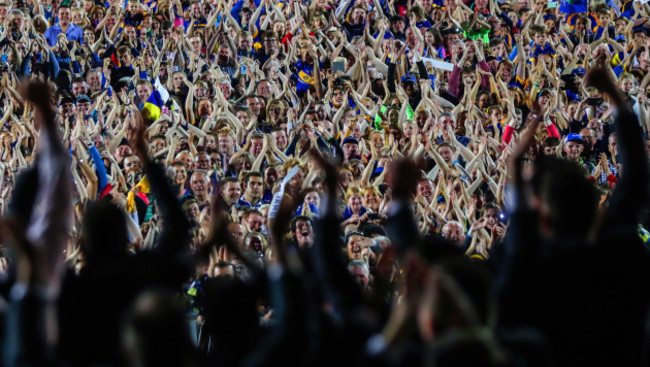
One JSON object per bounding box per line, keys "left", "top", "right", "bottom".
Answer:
{"left": 571, "top": 67, "right": 586, "bottom": 75}
{"left": 401, "top": 74, "right": 417, "bottom": 84}
{"left": 564, "top": 133, "right": 584, "bottom": 144}
{"left": 342, "top": 136, "right": 359, "bottom": 146}
{"left": 59, "top": 95, "right": 76, "bottom": 105}
{"left": 76, "top": 94, "right": 92, "bottom": 103}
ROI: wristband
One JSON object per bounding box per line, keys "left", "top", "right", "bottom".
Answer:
{"left": 533, "top": 83, "right": 540, "bottom": 87}
{"left": 544, "top": 119, "right": 552, "bottom": 126}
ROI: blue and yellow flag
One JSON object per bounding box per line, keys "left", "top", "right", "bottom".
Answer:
{"left": 141, "top": 90, "right": 164, "bottom": 121}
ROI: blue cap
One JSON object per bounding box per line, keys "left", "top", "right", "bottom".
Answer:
{"left": 564, "top": 133, "right": 583, "bottom": 144}
{"left": 572, "top": 67, "right": 586, "bottom": 75}
{"left": 342, "top": 136, "right": 359, "bottom": 145}
{"left": 401, "top": 74, "right": 417, "bottom": 84}
{"left": 615, "top": 35, "right": 626, "bottom": 42}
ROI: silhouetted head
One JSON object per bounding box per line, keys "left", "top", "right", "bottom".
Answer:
{"left": 81, "top": 197, "right": 129, "bottom": 265}
{"left": 533, "top": 156, "right": 599, "bottom": 237}
{"left": 122, "top": 289, "right": 197, "bottom": 367}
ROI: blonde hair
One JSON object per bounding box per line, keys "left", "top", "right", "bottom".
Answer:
{"left": 345, "top": 185, "right": 364, "bottom": 201}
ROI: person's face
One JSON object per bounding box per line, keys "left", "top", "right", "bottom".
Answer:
{"left": 440, "top": 115, "right": 455, "bottom": 133}
{"left": 392, "top": 20, "right": 405, "bottom": 33}
{"left": 246, "top": 176, "right": 264, "bottom": 199}
{"left": 0, "top": 6, "right": 7, "bottom": 21}
{"left": 217, "top": 46, "right": 230, "bottom": 63}
{"left": 534, "top": 0, "right": 545, "bottom": 11}
{"left": 442, "top": 223, "right": 465, "bottom": 243}
{"left": 9, "top": 13, "right": 23, "bottom": 31}
{"left": 77, "top": 101, "right": 90, "bottom": 115}
{"left": 222, "top": 182, "right": 241, "bottom": 204}
{"left": 417, "top": 180, "right": 434, "bottom": 200}
{"left": 174, "top": 165, "right": 187, "bottom": 185}
{"left": 339, "top": 169, "right": 353, "bottom": 187}
{"left": 257, "top": 82, "right": 272, "bottom": 99}
{"left": 461, "top": 72, "right": 476, "bottom": 86}
{"left": 218, "top": 135, "right": 233, "bottom": 153}
{"left": 347, "top": 235, "right": 364, "bottom": 260}
{"left": 608, "top": 135, "right": 617, "bottom": 155}
{"left": 563, "top": 141, "right": 584, "bottom": 160}
{"left": 403, "top": 81, "right": 416, "bottom": 96}
{"left": 363, "top": 191, "right": 380, "bottom": 209}
{"left": 332, "top": 88, "right": 346, "bottom": 107}
{"left": 194, "top": 99, "right": 209, "bottom": 116}
{"left": 348, "top": 194, "right": 363, "bottom": 212}
{"left": 124, "top": 156, "right": 142, "bottom": 174}
{"left": 579, "top": 131, "right": 594, "bottom": 148}
{"left": 484, "top": 208, "right": 499, "bottom": 229}
{"left": 136, "top": 84, "right": 152, "bottom": 104}
{"left": 263, "top": 36, "right": 278, "bottom": 52}
{"left": 115, "top": 144, "right": 132, "bottom": 163}
{"left": 273, "top": 22, "right": 285, "bottom": 35}
{"left": 185, "top": 203, "right": 200, "bottom": 222}
{"left": 267, "top": 103, "right": 283, "bottom": 121}
{"left": 152, "top": 138, "right": 166, "bottom": 153}
{"left": 438, "top": 146, "right": 454, "bottom": 163}
{"left": 621, "top": 78, "right": 635, "bottom": 93}
{"left": 343, "top": 142, "right": 359, "bottom": 160}
{"left": 575, "top": 20, "right": 585, "bottom": 31}
{"left": 62, "top": 102, "right": 76, "bottom": 117}
{"left": 478, "top": 94, "right": 490, "bottom": 108}
{"left": 119, "top": 52, "right": 133, "bottom": 67}
{"left": 352, "top": 8, "right": 366, "bottom": 23}
{"left": 190, "top": 174, "right": 208, "bottom": 195}
{"left": 239, "top": 36, "right": 253, "bottom": 50}
{"left": 83, "top": 0, "right": 94, "bottom": 12}
{"left": 264, "top": 167, "right": 278, "bottom": 187}
{"left": 349, "top": 266, "right": 369, "bottom": 288}
{"left": 491, "top": 42, "right": 506, "bottom": 58}
{"left": 267, "top": 131, "right": 286, "bottom": 151}
{"left": 490, "top": 108, "right": 503, "bottom": 122}
{"left": 246, "top": 97, "right": 261, "bottom": 116}
{"left": 499, "top": 63, "right": 513, "bottom": 80}
{"left": 195, "top": 154, "right": 211, "bottom": 170}
{"left": 250, "top": 138, "right": 264, "bottom": 157}
{"left": 314, "top": 16, "right": 327, "bottom": 29}
{"left": 245, "top": 235, "right": 264, "bottom": 254}
{"left": 124, "top": 26, "right": 136, "bottom": 41}
{"left": 58, "top": 7, "right": 71, "bottom": 25}
{"left": 190, "top": 2, "right": 201, "bottom": 17}
{"left": 305, "top": 191, "right": 320, "bottom": 207}
{"left": 87, "top": 72, "right": 102, "bottom": 92}
{"left": 294, "top": 219, "right": 314, "bottom": 247}
{"left": 71, "top": 82, "right": 88, "bottom": 97}
{"left": 246, "top": 213, "right": 264, "bottom": 232}
{"left": 84, "top": 29, "right": 96, "bottom": 44}
{"left": 228, "top": 222, "right": 245, "bottom": 244}
{"left": 190, "top": 36, "right": 202, "bottom": 53}
{"left": 370, "top": 133, "right": 384, "bottom": 149}
{"left": 543, "top": 145, "right": 558, "bottom": 156}
{"left": 172, "top": 72, "right": 185, "bottom": 90}
{"left": 599, "top": 14, "right": 611, "bottom": 26}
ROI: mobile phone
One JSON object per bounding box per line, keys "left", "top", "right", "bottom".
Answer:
{"left": 240, "top": 64, "right": 247, "bottom": 75}
{"left": 547, "top": 1, "right": 559, "bottom": 7}
{"left": 333, "top": 61, "right": 345, "bottom": 73}
{"left": 586, "top": 97, "right": 604, "bottom": 106}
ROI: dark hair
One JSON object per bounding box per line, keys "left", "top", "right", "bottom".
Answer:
{"left": 532, "top": 156, "right": 599, "bottom": 236}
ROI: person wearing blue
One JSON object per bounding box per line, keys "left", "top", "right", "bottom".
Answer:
{"left": 44, "top": 6, "right": 83, "bottom": 49}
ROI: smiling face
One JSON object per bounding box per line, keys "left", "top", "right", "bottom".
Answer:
{"left": 347, "top": 234, "right": 364, "bottom": 260}
{"left": 294, "top": 219, "right": 314, "bottom": 247}
{"left": 563, "top": 141, "right": 584, "bottom": 161}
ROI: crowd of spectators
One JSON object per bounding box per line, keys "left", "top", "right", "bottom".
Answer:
{"left": 0, "top": 0, "right": 650, "bottom": 366}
